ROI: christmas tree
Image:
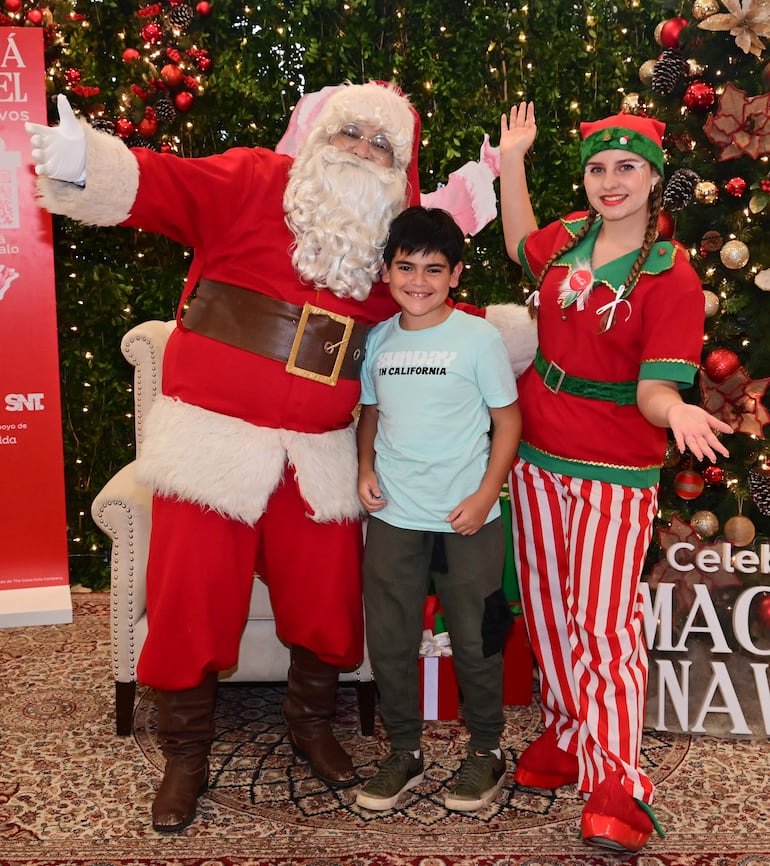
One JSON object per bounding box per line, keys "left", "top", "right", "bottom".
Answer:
{"left": 3, "top": 0, "right": 666, "bottom": 587}
{"left": 633, "top": 3, "right": 770, "bottom": 637}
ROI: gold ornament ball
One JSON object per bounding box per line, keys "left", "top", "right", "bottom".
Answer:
{"left": 694, "top": 180, "right": 719, "bottom": 205}
{"left": 703, "top": 290, "right": 720, "bottom": 317}
{"left": 692, "top": 0, "right": 720, "bottom": 19}
{"left": 621, "top": 92, "right": 645, "bottom": 115}
{"left": 724, "top": 515, "right": 756, "bottom": 547}
{"left": 639, "top": 59, "right": 657, "bottom": 87}
{"left": 754, "top": 268, "right": 770, "bottom": 292}
{"left": 690, "top": 510, "right": 719, "bottom": 538}
{"left": 720, "top": 239, "right": 750, "bottom": 270}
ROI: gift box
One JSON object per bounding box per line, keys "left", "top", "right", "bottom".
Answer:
{"left": 419, "top": 630, "right": 460, "bottom": 720}
{"left": 502, "top": 615, "right": 533, "bottom": 706}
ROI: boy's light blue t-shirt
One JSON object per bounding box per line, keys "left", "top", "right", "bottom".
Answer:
{"left": 359, "top": 308, "right": 517, "bottom": 532}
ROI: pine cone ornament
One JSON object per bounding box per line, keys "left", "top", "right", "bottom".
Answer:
{"left": 748, "top": 467, "right": 770, "bottom": 516}
{"left": 154, "top": 96, "right": 177, "bottom": 124}
{"left": 651, "top": 49, "right": 688, "bottom": 95}
{"left": 128, "top": 134, "right": 160, "bottom": 151}
{"left": 663, "top": 168, "right": 701, "bottom": 212}
{"left": 89, "top": 117, "right": 116, "bottom": 135}
{"left": 166, "top": 3, "right": 194, "bottom": 31}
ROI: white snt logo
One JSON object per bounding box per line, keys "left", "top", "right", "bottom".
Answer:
{"left": 4, "top": 393, "right": 45, "bottom": 411}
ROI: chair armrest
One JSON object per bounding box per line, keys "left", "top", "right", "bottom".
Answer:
{"left": 91, "top": 461, "right": 152, "bottom": 681}
{"left": 121, "top": 320, "right": 174, "bottom": 456}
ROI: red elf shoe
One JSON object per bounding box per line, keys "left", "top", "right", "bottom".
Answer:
{"left": 581, "top": 771, "right": 665, "bottom": 854}
{"left": 513, "top": 726, "right": 579, "bottom": 790}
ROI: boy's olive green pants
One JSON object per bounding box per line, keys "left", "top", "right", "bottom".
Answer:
{"left": 363, "top": 516, "right": 510, "bottom": 752}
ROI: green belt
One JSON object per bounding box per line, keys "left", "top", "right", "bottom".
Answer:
{"left": 533, "top": 348, "right": 637, "bottom": 406}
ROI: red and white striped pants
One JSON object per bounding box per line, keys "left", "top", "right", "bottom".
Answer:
{"left": 510, "top": 456, "right": 658, "bottom": 803}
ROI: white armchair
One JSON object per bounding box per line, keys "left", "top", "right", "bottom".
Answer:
{"left": 91, "top": 320, "right": 375, "bottom": 737}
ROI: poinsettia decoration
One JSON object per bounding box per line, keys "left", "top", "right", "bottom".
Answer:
{"left": 704, "top": 82, "right": 770, "bottom": 160}
{"left": 700, "top": 363, "right": 770, "bottom": 436}
{"left": 647, "top": 515, "right": 743, "bottom": 619}
{"left": 698, "top": 0, "right": 770, "bottom": 56}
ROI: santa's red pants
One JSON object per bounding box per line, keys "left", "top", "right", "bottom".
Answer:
{"left": 137, "top": 470, "right": 364, "bottom": 690}
{"left": 509, "top": 456, "right": 657, "bottom": 804}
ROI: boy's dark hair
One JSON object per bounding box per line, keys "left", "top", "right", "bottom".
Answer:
{"left": 383, "top": 206, "right": 465, "bottom": 269}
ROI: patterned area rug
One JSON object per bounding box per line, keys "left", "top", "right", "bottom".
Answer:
{"left": 0, "top": 593, "right": 769, "bottom": 866}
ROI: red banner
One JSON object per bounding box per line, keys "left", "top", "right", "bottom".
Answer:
{"left": 0, "top": 28, "right": 70, "bottom": 624}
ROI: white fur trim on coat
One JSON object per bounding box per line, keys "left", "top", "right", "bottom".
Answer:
{"left": 135, "top": 395, "right": 362, "bottom": 525}
{"left": 485, "top": 303, "right": 539, "bottom": 377}
{"left": 34, "top": 120, "right": 139, "bottom": 225}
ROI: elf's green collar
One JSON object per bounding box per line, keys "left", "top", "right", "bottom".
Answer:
{"left": 558, "top": 215, "right": 676, "bottom": 293}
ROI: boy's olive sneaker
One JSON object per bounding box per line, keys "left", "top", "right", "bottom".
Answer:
{"left": 355, "top": 750, "right": 425, "bottom": 811}
{"left": 444, "top": 749, "right": 506, "bottom": 811}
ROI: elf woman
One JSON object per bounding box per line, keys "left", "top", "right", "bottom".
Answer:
{"left": 498, "top": 104, "right": 731, "bottom": 852}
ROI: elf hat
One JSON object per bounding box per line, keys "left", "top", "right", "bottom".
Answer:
{"left": 579, "top": 113, "right": 666, "bottom": 178}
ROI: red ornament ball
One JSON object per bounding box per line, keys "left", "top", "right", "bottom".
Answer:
{"left": 725, "top": 177, "right": 748, "bottom": 197}
{"left": 115, "top": 118, "right": 135, "bottom": 139}
{"left": 64, "top": 68, "right": 82, "bottom": 86}
{"left": 704, "top": 348, "right": 741, "bottom": 383}
{"left": 755, "top": 594, "right": 770, "bottom": 629}
{"left": 4, "top": 0, "right": 22, "bottom": 12}
{"left": 161, "top": 64, "right": 185, "bottom": 88}
{"left": 137, "top": 117, "right": 158, "bottom": 138}
{"left": 122, "top": 48, "right": 141, "bottom": 64}
{"left": 26, "top": 7, "right": 43, "bottom": 24}
{"left": 657, "top": 210, "right": 675, "bottom": 239}
{"left": 141, "top": 21, "right": 163, "bottom": 43}
{"left": 174, "top": 91, "right": 194, "bottom": 112}
{"left": 684, "top": 81, "right": 716, "bottom": 111}
{"left": 196, "top": 0, "right": 212, "bottom": 14}
{"left": 655, "top": 16, "right": 688, "bottom": 49}
{"left": 702, "top": 464, "right": 724, "bottom": 485}
{"left": 674, "top": 469, "right": 705, "bottom": 500}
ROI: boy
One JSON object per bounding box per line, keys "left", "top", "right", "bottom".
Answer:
{"left": 355, "top": 206, "right": 522, "bottom": 812}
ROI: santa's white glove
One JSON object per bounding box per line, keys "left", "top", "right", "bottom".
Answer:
{"left": 25, "top": 94, "right": 86, "bottom": 185}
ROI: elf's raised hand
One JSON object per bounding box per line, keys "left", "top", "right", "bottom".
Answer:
{"left": 25, "top": 94, "right": 86, "bottom": 185}
{"left": 499, "top": 101, "right": 537, "bottom": 160}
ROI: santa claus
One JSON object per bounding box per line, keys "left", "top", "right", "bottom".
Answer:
{"left": 26, "top": 81, "right": 536, "bottom": 833}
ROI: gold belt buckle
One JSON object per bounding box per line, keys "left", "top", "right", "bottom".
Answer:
{"left": 286, "top": 302, "right": 355, "bottom": 386}
{"left": 543, "top": 360, "right": 566, "bottom": 394}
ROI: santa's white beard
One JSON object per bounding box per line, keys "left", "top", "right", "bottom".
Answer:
{"left": 284, "top": 146, "right": 407, "bottom": 301}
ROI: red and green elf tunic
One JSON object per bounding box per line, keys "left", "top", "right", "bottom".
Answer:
{"left": 516, "top": 211, "right": 703, "bottom": 485}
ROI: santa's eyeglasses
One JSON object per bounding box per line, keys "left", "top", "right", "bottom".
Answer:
{"left": 330, "top": 123, "right": 394, "bottom": 165}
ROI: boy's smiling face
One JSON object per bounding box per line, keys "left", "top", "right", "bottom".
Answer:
{"left": 382, "top": 248, "right": 463, "bottom": 331}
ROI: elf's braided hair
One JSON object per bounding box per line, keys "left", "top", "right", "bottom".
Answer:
{"left": 623, "top": 181, "right": 664, "bottom": 298}
{"left": 528, "top": 182, "right": 664, "bottom": 332}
